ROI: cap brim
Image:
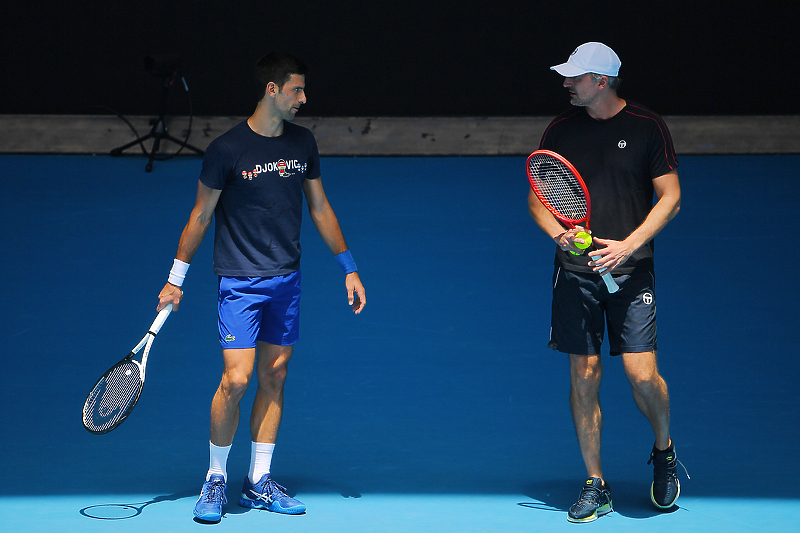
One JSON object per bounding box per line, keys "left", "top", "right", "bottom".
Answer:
{"left": 550, "top": 63, "right": 589, "bottom": 77}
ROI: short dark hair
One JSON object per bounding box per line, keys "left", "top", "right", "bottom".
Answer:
{"left": 254, "top": 52, "right": 308, "bottom": 90}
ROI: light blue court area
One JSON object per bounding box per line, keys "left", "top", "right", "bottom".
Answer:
{"left": 2, "top": 495, "right": 797, "bottom": 532}
{"left": 0, "top": 154, "right": 797, "bottom": 532}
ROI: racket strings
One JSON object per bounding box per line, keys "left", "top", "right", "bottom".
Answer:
{"left": 83, "top": 361, "right": 142, "bottom": 432}
{"left": 529, "top": 156, "right": 587, "bottom": 221}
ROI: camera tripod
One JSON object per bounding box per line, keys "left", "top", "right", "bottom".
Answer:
{"left": 110, "top": 74, "right": 204, "bottom": 172}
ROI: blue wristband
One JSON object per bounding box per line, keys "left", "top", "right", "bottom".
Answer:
{"left": 335, "top": 250, "right": 357, "bottom": 274}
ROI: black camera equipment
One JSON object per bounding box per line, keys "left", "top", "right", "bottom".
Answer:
{"left": 110, "top": 55, "right": 204, "bottom": 172}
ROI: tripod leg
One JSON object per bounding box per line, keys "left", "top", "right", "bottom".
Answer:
{"left": 146, "top": 135, "right": 162, "bottom": 172}
{"left": 110, "top": 132, "right": 154, "bottom": 156}
{"left": 162, "top": 133, "right": 205, "bottom": 155}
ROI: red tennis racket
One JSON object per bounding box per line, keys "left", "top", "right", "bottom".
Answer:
{"left": 527, "top": 149, "right": 619, "bottom": 293}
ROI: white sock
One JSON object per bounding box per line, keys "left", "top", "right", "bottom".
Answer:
{"left": 207, "top": 441, "right": 232, "bottom": 482}
{"left": 248, "top": 442, "right": 275, "bottom": 483}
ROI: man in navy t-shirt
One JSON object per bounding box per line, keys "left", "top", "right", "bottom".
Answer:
{"left": 527, "top": 42, "right": 682, "bottom": 523}
{"left": 157, "top": 52, "right": 366, "bottom": 522}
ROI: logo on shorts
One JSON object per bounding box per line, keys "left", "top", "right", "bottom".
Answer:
{"left": 642, "top": 293, "right": 653, "bottom": 305}
{"left": 618, "top": 140, "right": 627, "bottom": 149}
{"left": 224, "top": 334, "right": 236, "bottom": 342}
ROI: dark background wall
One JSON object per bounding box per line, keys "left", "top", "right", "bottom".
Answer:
{"left": 2, "top": 1, "right": 797, "bottom": 118}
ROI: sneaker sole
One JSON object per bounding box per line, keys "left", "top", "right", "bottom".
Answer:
{"left": 193, "top": 509, "right": 223, "bottom": 522}
{"left": 239, "top": 496, "right": 306, "bottom": 515}
{"left": 567, "top": 502, "right": 612, "bottom": 523}
{"left": 650, "top": 479, "right": 680, "bottom": 509}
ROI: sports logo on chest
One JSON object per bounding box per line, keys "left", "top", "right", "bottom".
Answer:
{"left": 240, "top": 159, "right": 308, "bottom": 181}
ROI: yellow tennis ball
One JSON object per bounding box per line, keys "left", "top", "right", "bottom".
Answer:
{"left": 574, "top": 231, "right": 592, "bottom": 250}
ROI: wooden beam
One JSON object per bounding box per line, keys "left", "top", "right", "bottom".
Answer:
{"left": 1, "top": 115, "right": 798, "bottom": 155}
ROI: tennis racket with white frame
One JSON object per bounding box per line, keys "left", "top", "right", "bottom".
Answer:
{"left": 527, "top": 149, "right": 619, "bottom": 293}
{"left": 82, "top": 304, "right": 172, "bottom": 434}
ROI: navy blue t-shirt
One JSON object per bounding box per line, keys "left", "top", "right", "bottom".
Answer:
{"left": 539, "top": 102, "right": 678, "bottom": 274}
{"left": 199, "top": 121, "right": 322, "bottom": 277}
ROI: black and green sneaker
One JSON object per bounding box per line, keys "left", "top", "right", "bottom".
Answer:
{"left": 648, "top": 443, "right": 680, "bottom": 509}
{"left": 567, "top": 477, "right": 613, "bottom": 523}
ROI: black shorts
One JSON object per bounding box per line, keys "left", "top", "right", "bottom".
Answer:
{"left": 548, "top": 265, "right": 657, "bottom": 356}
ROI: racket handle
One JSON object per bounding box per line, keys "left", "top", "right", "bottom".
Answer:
{"left": 590, "top": 255, "right": 620, "bottom": 293}
{"left": 601, "top": 272, "right": 619, "bottom": 293}
{"left": 150, "top": 304, "right": 172, "bottom": 335}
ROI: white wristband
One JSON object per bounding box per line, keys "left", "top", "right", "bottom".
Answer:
{"left": 168, "top": 259, "right": 190, "bottom": 287}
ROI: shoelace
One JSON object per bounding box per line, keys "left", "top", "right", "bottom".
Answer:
{"left": 648, "top": 453, "right": 691, "bottom": 480}
{"left": 203, "top": 480, "right": 226, "bottom": 502}
{"left": 261, "top": 479, "right": 290, "bottom": 504}
{"left": 677, "top": 459, "right": 690, "bottom": 479}
{"left": 576, "top": 485, "right": 605, "bottom": 507}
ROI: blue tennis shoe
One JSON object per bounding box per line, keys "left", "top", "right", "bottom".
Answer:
{"left": 193, "top": 474, "right": 227, "bottom": 522}
{"left": 239, "top": 473, "right": 306, "bottom": 514}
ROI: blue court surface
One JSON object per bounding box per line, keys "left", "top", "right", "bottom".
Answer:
{"left": 1, "top": 153, "right": 797, "bottom": 532}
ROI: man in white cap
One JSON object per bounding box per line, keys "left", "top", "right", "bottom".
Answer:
{"left": 528, "top": 42, "right": 684, "bottom": 523}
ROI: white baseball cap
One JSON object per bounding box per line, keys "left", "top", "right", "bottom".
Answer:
{"left": 550, "top": 42, "right": 621, "bottom": 77}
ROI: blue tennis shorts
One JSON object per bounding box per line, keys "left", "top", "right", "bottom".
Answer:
{"left": 217, "top": 270, "right": 302, "bottom": 349}
{"left": 548, "top": 265, "right": 657, "bottom": 356}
